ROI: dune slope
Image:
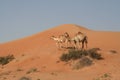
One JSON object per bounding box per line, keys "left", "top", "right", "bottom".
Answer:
{"left": 0, "top": 24, "right": 120, "bottom": 80}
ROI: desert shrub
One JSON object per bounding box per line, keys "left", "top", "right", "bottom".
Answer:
{"left": 60, "top": 53, "right": 70, "bottom": 62}
{"left": 60, "top": 48, "right": 103, "bottom": 62}
{"left": 17, "top": 68, "right": 23, "bottom": 72}
{"left": 109, "top": 50, "right": 117, "bottom": 54}
{"left": 94, "top": 73, "right": 111, "bottom": 80}
{"left": 0, "top": 54, "right": 15, "bottom": 65}
{"left": 19, "top": 76, "right": 31, "bottom": 80}
{"left": 87, "top": 48, "right": 103, "bottom": 60}
{"left": 26, "top": 68, "right": 37, "bottom": 74}
{"left": 73, "top": 57, "right": 93, "bottom": 69}
{"left": 60, "top": 49, "right": 86, "bottom": 62}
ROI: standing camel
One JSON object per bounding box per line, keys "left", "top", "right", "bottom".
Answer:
{"left": 63, "top": 32, "right": 71, "bottom": 48}
{"left": 50, "top": 35, "right": 66, "bottom": 49}
{"left": 71, "top": 31, "right": 88, "bottom": 49}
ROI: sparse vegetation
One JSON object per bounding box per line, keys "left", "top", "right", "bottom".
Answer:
{"left": 19, "top": 76, "right": 31, "bottom": 80}
{"left": 88, "top": 48, "right": 103, "bottom": 60}
{"left": 109, "top": 50, "right": 117, "bottom": 54}
{"left": 102, "top": 73, "right": 111, "bottom": 78}
{"left": 60, "top": 48, "right": 103, "bottom": 62}
{"left": 0, "top": 54, "right": 15, "bottom": 66}
{"left": 60, "top": 48, "right": 103, "bottom": 69}
{"left": 0, "top": 71, "right": 11, "bottom": 78}
{"left": 73, "top": 57, "right": 93, "bottom": 69}
{"left": 17, "top": 68, "right": 23, "bottom": 72}
{"left": 26, "top": 68, "right": 37, "bottom": 74}
{"left": 60, "top": 49, "right": 86, "bottom": 62}
{"left": 94, "top": 73, "right": 111, "bottom": 80}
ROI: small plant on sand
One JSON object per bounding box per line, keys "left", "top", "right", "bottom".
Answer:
{"left": 26, "top": 68, "right": 37, "bottom": 74}
{"left": 87, "top": 48, "right": 103, "bottom": 60}
{"left": 94, "top": 73, "right": 111, "bottom": 80}
{"left": 73, "top": 57, "right": 93, "bottom": 69}
{"left": 0, "top": 54, "right": 15, "bottom": 66}
{"left": 19, "top": 76, "right": 31, "bottom": 80}
{"left": 109, "top": 50, "right": 117, "bottom": 54}
{"left": 17, "top": 68, "right": 23, "bottom": 72}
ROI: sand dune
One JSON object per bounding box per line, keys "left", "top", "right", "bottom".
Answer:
{"left": 0, "top": 24, "right": 120, "bottom": 80}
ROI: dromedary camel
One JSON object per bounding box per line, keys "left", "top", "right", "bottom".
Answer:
{"left": 63, "top": 32, "right": 71, "bottom": 48}
{"left": 51, "top": 32, "right": 88, "bottom": 49}
{"left": 50, "top": 32, "right": 72, "bottom": 49}
{"left": 71, "top": 31, "right": 88, "bottom": 49}
{"left": 50, "top": 35, "right": 66, "bottom": 49}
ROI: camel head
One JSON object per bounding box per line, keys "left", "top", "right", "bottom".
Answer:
{"left": 64, "top": 32, "right": 70, "bottom": 38}
{"left": 50, "top": 36, "right": 55, "bottom": 40}
{"left": 78, "top": 31, "right": 83, "bottom": 34}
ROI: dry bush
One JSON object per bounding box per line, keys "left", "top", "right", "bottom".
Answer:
{"left": 94, "top": 73, "right": 111, "bottom": 80}
{"left": 19, "top": 76, "right": 31, "bottom": 80}
{"left": 60, "top": 48, "right": 103, "bottom": 69}
{"left": 87, "top": 48, "right": 103, "bottom": 60}
{"left": 0, "top": 54, "right": 15, "bottom": 65}
{"left": 60, "top": 48, "right": 103, "bottom": 62}
{"left": 109, "top": 50, "right": 117, "bottom": 54}
{"left": 60, "top": 49, "right": 87, "bottom": 62}
{"left": 26, "top": 68, "right": 37, "bottom": 74}
{"left": 73, "top": 57, "right": 93, "bottom": 69}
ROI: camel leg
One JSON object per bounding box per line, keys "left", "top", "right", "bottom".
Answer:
{"left": 65, "top": 41, "right": 68, "bottom": 48}
{"left": 56, "top": 42, "right": 61, "bottom": 49}
{"left": 74, "top": 40, "right": 77, "bottom": 49}
{"left": 56, "top": 42, "right": 59, "bottom": 49}
{"left": 81, "top": 41, "right": 84, "bottom": 50}
{"left": 85, "top": 37, "right": 88, "bottom": 49}
{"left": 69, "top": 41, "right": 71, "bottom": 47}
{"left": 78, "top": 42, "right": 82, "bottom": 50}
{"left": 85, "top": 43, "right": 87, "bottom": 49}
{"left": 66, "top": 41, "right": 71, "bottom": 48}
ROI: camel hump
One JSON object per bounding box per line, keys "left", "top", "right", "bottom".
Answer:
{"left": 78, "top": 31, "right": 83, "bottom": 34}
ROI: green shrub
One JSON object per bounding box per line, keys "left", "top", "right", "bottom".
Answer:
{"left": 0, "top": 54, "right": 15, "bottom": 65}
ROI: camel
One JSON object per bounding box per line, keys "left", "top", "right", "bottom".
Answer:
{"left": 51, "top": 32, "right": 88, "bottom": 49}
{"left": 50, "top": 32, "right": 72, "bottom": 49}
{"left": 50, "top": 35, "right": 66, "bottom": 49}
{"left": 71, "top": 31, "right": 88, "bottom": 49}
{"left": 63, "top": 32, "right": 71, "bottom": 48}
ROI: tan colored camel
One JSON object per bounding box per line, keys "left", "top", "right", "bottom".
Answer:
{"left": 71, "top": 31, "right": 88, "bottom": 49}
{"left": 63, "top": 32, "right": 71, "bottom": 48}
{"left": 50, "top": 35, "right": 66, "bottom": 49}
{"left": 51, "top": 32, "right": 88, "bottom": 49}
{"left": 51, "top": 32, "right": 72, "bottom": 49}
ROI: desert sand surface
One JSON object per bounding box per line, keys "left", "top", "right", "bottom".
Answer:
{"left": 0, "top": 24, "right": 120, "bottom": 80}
